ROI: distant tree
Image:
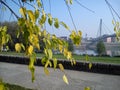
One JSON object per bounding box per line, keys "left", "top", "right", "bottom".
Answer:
{"left": 96, "top": 41, "right": 106, "bottom": 56}
{"left": 0, "top": 21, "right": 19, "bottom": 51}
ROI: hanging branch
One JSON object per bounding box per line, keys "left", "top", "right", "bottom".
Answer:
{"left": 64, "top": 0, "right": 77, "bottom": 32}
{"left": 74, "top": 0, "right": 95, "bottom": 13}
{"left": 105, "top": 0, "right": 120, "bottom": 21}
{"left": 0, "top": 0, "right": 19, "bottom": 19}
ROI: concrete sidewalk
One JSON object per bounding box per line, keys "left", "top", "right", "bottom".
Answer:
{"left": 0, "top": 62, "right": 120, "bottom": 90}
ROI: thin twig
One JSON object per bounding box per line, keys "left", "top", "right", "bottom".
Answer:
{"left": 0, "top": 0, "right": 19, "bottom": 19}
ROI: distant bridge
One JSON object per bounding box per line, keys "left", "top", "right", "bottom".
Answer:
{"left": 86, "top": 34, "right": 116, "bottom": 49}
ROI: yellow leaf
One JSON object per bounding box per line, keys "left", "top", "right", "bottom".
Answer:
{"left": 73, "top": 59, "right": 76, "bottom": 65}
{"left": 15, "top": 43, "right": 21, "bottom": 53}
{"left": 89, "top": 63, "right": 92, "bottom": 69}
{"left": 58, "top": 63, "right": 64, "bottom": 72}
{"left": 84, "top": 87, "right": 91, "bottom": 90}
{"left": 0, "top": 84, "right": 4, "bottom": 90}
{"left": 27, "top": 10, "right": 35, "bottom": 23}
{"left": 48, "top": 49, "right": 52, "bottom": 59}
{"left": 59, "top": 45, "right": 63, "bottom": 53}
{"left": 60, "top": 22, "right": 69, "bottom": 30}
{"left": 67, "top": 52, "right": 72, "bottom": 60}
{"left": 53, "top": 58, "right": 57, "bottom": 70}
{"left": 63, "top": 48, "right": 68, "bottom": 56}
{"left": 28, "top": 45, "right": 33, "bottom": 55}
{"left": 19, "top": 7, "right": 26, "bottom": 18}
{"left": 44, "top": 67, "right": 50, "bottom": 75}
{"left": 63, "top": 74, "right": 69, "bottom": 85}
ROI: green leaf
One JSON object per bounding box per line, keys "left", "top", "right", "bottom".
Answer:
{"left": 54, "top": 18, "right": 59, "bottom": 28}
{"left": 21, "top": 43, "right": 25, "bottom": 50}
{"left": 60, "top": 22, "right": 69, "bottom": 30}
{"left": 70, "top": 0, "right": 73, "bottom": 4}
{"left": 34, "top": 9, "right": 39, "bottom": 19}
{"left": 85, "top": 54, "right": 89, "bottom": 61}
{"left": 41, "top": 56, "right": 47, "bottom": 65}
{"left": 63, "top": 74, "right": 69, "bottom": 85}
{"left": 48, "top": 14, "right": 53, "bottom": 26}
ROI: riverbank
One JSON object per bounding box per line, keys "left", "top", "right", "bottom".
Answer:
{"left": 0, "top": 51, "right": 120, "bottom": 64}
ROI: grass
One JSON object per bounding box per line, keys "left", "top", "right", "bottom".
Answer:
{"left": 4, "top": 83, "right": 33, "bottom": 90}
{"left": 0, "top": 51, "right": 120, "bottom": 64}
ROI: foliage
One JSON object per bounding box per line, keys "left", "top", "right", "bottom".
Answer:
{"left": 0, "top": 26, "right": 11, "bottom": 51}
{"left": 6, "top": 0, "right": 82, "bottom": 83}
{"left": 0, "top": 21, "right": 19, "bottom": 51}
{"left": 112, "top": 21, "right": 120, "bottom": 41}
{"left": 96, "top": 41, "right": 106, "bottom": 56}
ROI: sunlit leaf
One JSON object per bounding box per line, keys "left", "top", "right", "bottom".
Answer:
{"left": 28, "top": 45, "right": 33, "bottom": 55}
{"left": 54, "top": 18, "right": 59, "bottom": 28}
{"left": 27, "top": 10, "right": 35, "bottom": 23}
{"left": 15, "top": 43, "right": 21, "bottom": 53}
{"left": 89, "top": 63, "right": 92, "bottom": 69}
{"left": 34, "top": 9, "right": 39, "bottom": 19}
{"left": 70, "top": 30, "right": 82, "bottom": 46}
{"left": 63, "top": 48, "right": 68, "bottom": 56}
{"left": 67, "top": 51, "right": 72, "bottom": 60}
{"left": 70, "top": 0, "right": 73, "bottom": 4}
{"left": 28, "top": 56, "right": 36, "bottom": 82}
{"left": 60, "top": 21, "right": 69, "bottom": 30}
{"left": 21, "top": 43, "right": 25, "bottom": 50}
{"left": 37, "top": 0, "right": 42, "bottom": 7}
{"left": 45, "top": 60, "right": 49, "bottom": 68}
{"left": 48, "top": 49, "right": 52, "bottom": 59}
{"left": 53, "top": 58, "right": 57, "bottom": 70}
{"left": 59, "top": 45, "right": 63, "bottom": 53}
{"left": 0, "top": 84, "right": 4, "bottom": 90}
{"left": 48, "top": 14, "right": 53, "bottom": 26}
{"left": 58, "top": 63, "right": 64, "bottom": 72}
{"left": 63, "top": 74, "right": 69, "bottom": 85}
{"left": 44, "top": 67, "right": 50, "bottom": 75}
{"left": 19, "top": 7, "right": 26, "bottom": 18}
{"left": 112, "top": 20, "right": 115, "bottom": 25}
{"left": 73, "top": 59, "right": 76, "bottom": 65}
{"left": 84, "top": 87, "right": 91, "bottom": 90}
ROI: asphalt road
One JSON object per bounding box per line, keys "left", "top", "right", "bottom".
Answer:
{"left": 0, "top": 62, "right": 120, "bottom": 90}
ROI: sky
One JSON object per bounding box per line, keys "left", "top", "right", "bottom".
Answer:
{"left": 0, "top": 0, "right": 120, "bottom": 38}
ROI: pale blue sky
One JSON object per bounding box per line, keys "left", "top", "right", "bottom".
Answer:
{"left": 1, "top": 0, "right": 120, "bottom": 38}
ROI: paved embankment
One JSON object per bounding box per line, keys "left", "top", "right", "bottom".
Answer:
{"left": 0, "top": 62, "right": 120, "bottom": 90}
